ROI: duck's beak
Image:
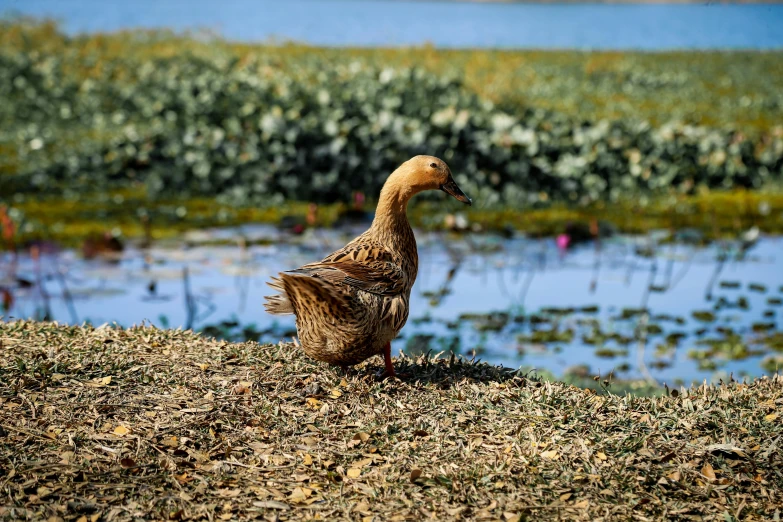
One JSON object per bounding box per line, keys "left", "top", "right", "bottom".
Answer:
{"left": 440, "top": 177, "right": 472, "bottom": 205}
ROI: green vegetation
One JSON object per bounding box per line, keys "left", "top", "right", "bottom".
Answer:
{"left": 4, "top": 186, "right": 783, "bottom": 248}
{"left": 2, "top": 21, "right": 783, "bottom": 217}
{"left": 1, "top": 321, "right": 781, "bottom": 521}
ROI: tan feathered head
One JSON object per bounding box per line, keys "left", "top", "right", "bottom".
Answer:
{"left": 383, "top": 155, "right": 472, "bottom": 206}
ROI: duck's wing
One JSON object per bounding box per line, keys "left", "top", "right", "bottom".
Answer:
{"left": 287, "top": 240, "right": 405, "bottom": 296}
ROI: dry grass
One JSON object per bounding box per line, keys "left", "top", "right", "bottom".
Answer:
{"left": 0, "top": 321, "right": 781, "bottom": 521}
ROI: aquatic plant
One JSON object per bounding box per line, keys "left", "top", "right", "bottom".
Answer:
{"left": 2, "top": 22, "right": 783, "bottom": 210}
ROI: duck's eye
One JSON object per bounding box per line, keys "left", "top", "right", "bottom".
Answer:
{"left": 430, "top": 162, "right": 437, "bottom": 168}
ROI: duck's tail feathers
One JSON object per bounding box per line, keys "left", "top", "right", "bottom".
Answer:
{"left": 275, "top": 272, "right": 351, "bottom": 324}
{"left": 263, "top": 276, "right": 294, "bottom": 315}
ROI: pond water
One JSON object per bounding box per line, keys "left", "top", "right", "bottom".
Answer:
{"left": 4, "top": 0, "right": 783, "bottom": 50}
{"left": 2, "top": 225, "right": 782, "bottom": 387}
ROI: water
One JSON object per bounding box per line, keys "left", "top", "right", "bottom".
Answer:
{"left": 3, "top": 0, "right": 783, "bottom": 50}
{"left": 3, "top": 226, "right": 782, "bottom": 386}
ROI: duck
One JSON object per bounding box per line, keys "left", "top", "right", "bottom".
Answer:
{"left": 264, "top": 155, "right": 471, "bottom": 377}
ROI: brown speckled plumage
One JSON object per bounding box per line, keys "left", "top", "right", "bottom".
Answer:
{"left": 264, "top": 155, "right": 471, "bottom": 376}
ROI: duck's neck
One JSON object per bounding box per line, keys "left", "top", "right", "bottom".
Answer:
{"left": 370, "top": 182, "right": 416, "bottom": 248}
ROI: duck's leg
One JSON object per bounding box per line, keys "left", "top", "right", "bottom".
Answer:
{"left": 376, "top": 341, "right": 397, "bottom": 379}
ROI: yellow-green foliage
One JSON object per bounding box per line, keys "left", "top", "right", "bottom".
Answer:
{"left": 10, "top": 187, "right": 783, "bottom": 247}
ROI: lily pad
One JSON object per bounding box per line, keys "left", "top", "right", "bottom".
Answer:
{"left": 692, "top": 311, "right": 716, "bottom": 323}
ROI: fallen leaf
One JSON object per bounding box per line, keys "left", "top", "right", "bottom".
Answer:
{"left": 667, "top": 470, "right": 681, "bottom": 482}
{"left": 596, "top": 452, "right": 607, "bottom": 461}
{"left": 175, "top": 473, "right": 194, "bottom": 484}
{"left": 573, "top": 500, "right": 590, "bottom": 509}
{"left": 289, "top": 487, "right": 312, "bottom": 502}
{"left": 559, "top": 492, "right": 572, "bottom": 501}
{"left": 353, "top": 502, "right": 371, "bottom": 513}
{"left": 252, "top": 501, "right": 290, "bottom": 510}
{"left": 704, "top": 443, "right": 747, "bottom": 459}
{"left": 764, "top": 413, "right": 778, "bottom": 422}
{"left": 300, "top": 436, "right": 317, "bottom": 446}
{"left": 346, "top": 468, "right": 362, "bottom": 478}
{"left": 503, "top": 512, "right": 521, "bottom": 522}
{"left": 413, "top": 429, "right": 429, "bottom": 437}
{"left": 410, "top": 469, "right": 423, "bottom": 481}
{"left": 233, "top": 383, "right": 251, "bottom": 395}
{"left": 305, "top": 397, "right": 322, "bottom": 409}
{"left": 100, "top": 376, "right": 112, "bottom": 385}
{"left": 120, "top": 458, "right": 137, "bottom": 468}
{"left": 354, "top": 458, "right": 373, "bottom": 468}
{"left": 541, "top": 450, "right": 559, "bottom": 460}
{"left": 302, "top": 454, "right": 313, "bottom": 466}
{"left": 353, "top": 432, "right": 370, "bottom": 442}
{"left": 701, "top": 462, "right": 716, "bottom": 481}
{"left": 113, "top": 425, "right": 130, "bottom": 436}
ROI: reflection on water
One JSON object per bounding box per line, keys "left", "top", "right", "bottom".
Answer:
{"left": 2, "top": 225, "right": 782, "bottom": 386}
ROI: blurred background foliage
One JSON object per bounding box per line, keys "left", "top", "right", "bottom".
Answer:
{"left": 1, "top": 20, "right": 783, "bottom": 242}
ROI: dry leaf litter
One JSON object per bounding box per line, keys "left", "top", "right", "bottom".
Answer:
{"left": 1, "top": 321, "right": 781, "bottom": 521}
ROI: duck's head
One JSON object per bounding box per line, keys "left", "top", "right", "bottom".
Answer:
{"left": 395, "top": 155, "right": 472, "bottom": 205}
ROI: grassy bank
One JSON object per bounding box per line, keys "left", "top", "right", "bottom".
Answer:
{"left": 0, "top": 321, "right": 781, "bottom": 521}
